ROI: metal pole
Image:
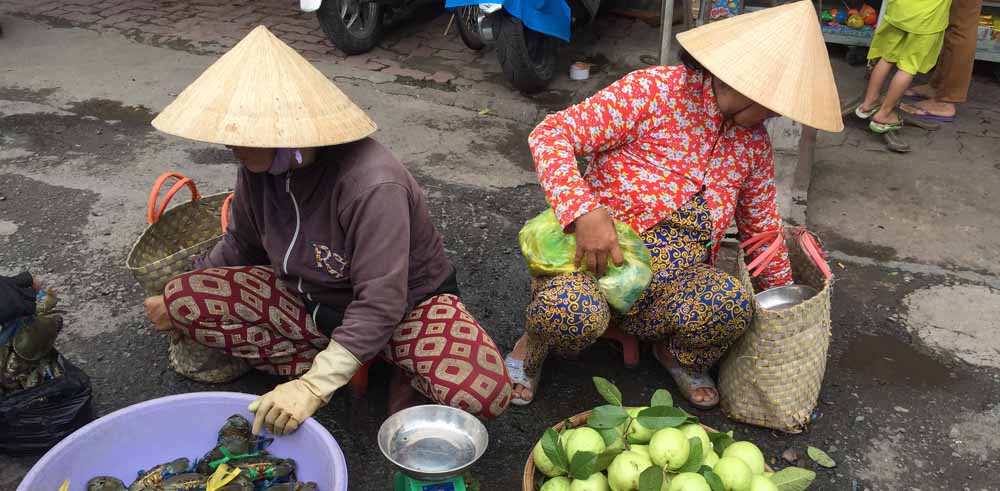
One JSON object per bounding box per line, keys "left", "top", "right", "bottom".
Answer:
{"left": 659, "top": 0, "right": 675, "bottom": 65}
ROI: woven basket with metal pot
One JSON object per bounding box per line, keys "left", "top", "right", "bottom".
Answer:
{"left": 126, "top": 172, "right": 249, "bottom": 384}
{"left": 719, "top": 226, "right": 834, "bottom": 434}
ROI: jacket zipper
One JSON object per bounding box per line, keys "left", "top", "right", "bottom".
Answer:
{"left": 282, "top": 173, "right": 311, "bottom": 301}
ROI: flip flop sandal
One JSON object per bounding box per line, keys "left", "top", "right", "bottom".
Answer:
{"left": 900, "top": 103, "right": 955, "bottom": 123}
{"left": 900, "top": 112, "right": 940, "bottom": 131}
{"left": 505, "top": 355, "right": 541, "bottom": 406}
{"left": 653, "top": 345, "right": 720, "bottom": 410}
{"left": 882, "top": 132, "right": 910, "bottom": 153}
{"left": 869, "top": 119, "right": 903, "bottom": 134}
{"left": 854, "top": 103, "right": 881, "bottom": 119}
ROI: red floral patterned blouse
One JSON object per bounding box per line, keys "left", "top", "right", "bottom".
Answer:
{"left": 528, "top": 65, "right": 793, "bottom": 289}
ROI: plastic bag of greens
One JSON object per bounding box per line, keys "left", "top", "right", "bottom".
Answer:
{"left": 519, "top": 209, "right": 652, "bottom": 313}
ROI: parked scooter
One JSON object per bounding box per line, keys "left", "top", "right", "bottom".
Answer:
{"left": 446, "top": 0, "right": 600, "bottom": 93}
{"left": 302, "top": 0, "right": 483, "bottom": 55}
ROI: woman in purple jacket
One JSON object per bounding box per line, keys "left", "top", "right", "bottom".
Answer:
{"left": 142, "top": 27, "right": 511, "bottom": 435}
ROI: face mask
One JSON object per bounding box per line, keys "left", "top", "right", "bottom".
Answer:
{"left": 268, "top": 148, "right": 303, "bottom": 175}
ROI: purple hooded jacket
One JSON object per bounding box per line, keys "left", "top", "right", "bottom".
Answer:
{"left": 196, "top": 138, "right": 454, "bottom": 362}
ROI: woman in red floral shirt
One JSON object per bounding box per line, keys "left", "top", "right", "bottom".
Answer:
{"left": 504, "top": 1, "right": 843, "bottom": 408}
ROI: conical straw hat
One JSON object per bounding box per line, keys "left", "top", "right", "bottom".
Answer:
{"left": 676, "top": 1, "right": 843, "bottom": 132}
{"left": 152, "top": 26, "right": 377, "bottom": 147}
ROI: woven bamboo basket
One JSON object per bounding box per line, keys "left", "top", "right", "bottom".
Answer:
{"left": 719, "top": 227, "right": 833, "bottom": 434}
{"left": 126, "top": 172, "right": 248, "bottom": 384}
{"left": 521, "top": 410, "right": 771, "bottom": 490}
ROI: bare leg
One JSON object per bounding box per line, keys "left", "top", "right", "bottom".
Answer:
{"left": 861, "top": 59, "right": 894, "bottom": 112}
{"left": 873, "top": 69, "right": 915, "bottom": 125}
{"left": 905, "top": 83, "right": 935, "bottom": 98}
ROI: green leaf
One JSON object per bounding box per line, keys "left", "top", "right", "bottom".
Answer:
{"left": 769, "top": 467, "right": 817, "bottom": 491}
{"left": 638, "top": 466, "right": 664, "bottom": 491}
{"left": 569, "top": 451, "right": 598, "bottom": 480}
{"left": 595, "top": 450, "right": 619, "bottom": 472}
{"left": 651, "top": 389, "right": 673, "bottom": 407}
{"left": 636, "top": 406, "right": 688, "bottom": 430}
{"left": 677, "top": 438, "right": 703, "bottom": 473}
{"left": 593, "top": 377, "right": 624, "bottom": 406}
{"left": 708, "top": 431, "right": 735, "bottom": 455}
{"left": 684, "top": 414, "right": 700, "bottom": 424}
{"left": 807, "top": 446, "right": 836, "bottom": 468}
{"left": 541, "top": 428, "right": 568, "bottom": 473}
{"left": 588, "top": 405, "right": 630, "bottom": 429}
{"left": 597, "top": 427, "right": 622, "bottom": 447}
{"left": 703, "top": 469, "right": 725, "bottom": 491}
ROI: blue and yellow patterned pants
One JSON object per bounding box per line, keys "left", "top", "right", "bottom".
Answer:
{"left": 523, "top": 194, "right": 752, "bottom": 374}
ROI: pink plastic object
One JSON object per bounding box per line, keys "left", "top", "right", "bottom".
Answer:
{"left": 601, "top": 325, "right": 640, "bottom": 368}
{"left": 740, "top": 228, "right": 832, "bottom": 281}
{"left": 17, "top": 392, "right": 348, "bottom": 491}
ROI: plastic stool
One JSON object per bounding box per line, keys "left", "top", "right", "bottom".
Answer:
{"left": 349, "top": 360, "right": 375, "bottom": 396}
{"left": 601, "top": 325, "right": 640, "bottom": 368}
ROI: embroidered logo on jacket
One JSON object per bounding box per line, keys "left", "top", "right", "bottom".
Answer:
{"left": 313, "top": 243, "right": 349, "bottom": 279}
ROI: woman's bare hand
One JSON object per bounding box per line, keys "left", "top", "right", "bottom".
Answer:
{"left": 143, "top": 295, "right": 175, "bottom": 332}
{"left": 572, "top": 208, "right": 624, "bottom": 277}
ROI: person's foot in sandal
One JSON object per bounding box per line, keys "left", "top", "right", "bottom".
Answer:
{"left": 505, "top": 334, "right": 542, "bottom": 406}
{"left": 869, "top": 110, "right": 903, "bottom": 134}
{"left": 653, "top": 343, "right": 719, "bottom": 409}
{"left": 900, "top": 100, "right": 956, "bottom": 122}
{"left": 854, "top": 100, "right": 881, "bottom": 119}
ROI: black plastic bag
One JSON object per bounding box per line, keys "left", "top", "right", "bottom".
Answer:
{"left": 0, "top": 354, "right": 94, "bottom": 455}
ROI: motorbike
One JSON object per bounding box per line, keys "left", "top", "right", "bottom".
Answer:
{"left": 446, "top": 0, "right": 600, "bottom": 93}
{"left": 301, "top": 0, "right": 483, "bottom": 55}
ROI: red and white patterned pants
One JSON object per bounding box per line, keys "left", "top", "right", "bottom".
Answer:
{"left": 164, "top": 266, "right": 512, "bottom": 420}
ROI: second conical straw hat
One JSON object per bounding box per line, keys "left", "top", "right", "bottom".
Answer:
{"left": 676, "top": 1, "right": 843, "bottom": 132}
{"left": 152, "top": 26, "right": 377, "bottom": 147}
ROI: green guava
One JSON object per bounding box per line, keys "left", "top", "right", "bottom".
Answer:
{"left": 649, "top": 428, "right": 690, "bottom": 470}
{"left": 667, "top": 472, "right": 710, "bottom": 491}
{"left": 703, "top": 450, "right": 720, "bottom": 468}
{"left": 713, "top": 457, "right": 752, "bottom": 491}
{"left": 570, "top": 472, "right": 611, "bottom": 491}
{"left": 623, "top": 407, "right": 655, "bottom": 444}
{"left": 533, "top": 440, "right": 565, "bottom": 477}
{"left": 607, "top": 450, "right": 653, "bottom": 491}
{"left": 722, "top": 442, "right": 766, "bottom": 475}
{"left": 678, "top": 424, "right": 711, "bottom": 455}
{"left": 629, "top": 444, "right": 650, "bottom": 459}
{"left": 748, "top": 475, "right": 778, "bottom": 491}
{"left": 541, "top": 476, "right": 572, "bottom": 491}
{"left": 566, "top": 427, "right": 607, "bottom": 462}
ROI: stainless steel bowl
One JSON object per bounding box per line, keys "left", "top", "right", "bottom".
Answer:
{"left": 377, "top": 404, "right": 488, "bottom": 482}
{"left": 756, "top": 284, "right": 819, "bottom": 311}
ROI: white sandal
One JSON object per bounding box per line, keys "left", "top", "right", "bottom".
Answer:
{"left": 505, "top": 355, "right": 541, "bottom": 406}
{"left": 653, "top": 344, "right": 720, "bottom": 410}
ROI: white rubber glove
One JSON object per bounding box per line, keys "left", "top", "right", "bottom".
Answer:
{"left": 248, "top": 340, "right": 361, "bottom": 436}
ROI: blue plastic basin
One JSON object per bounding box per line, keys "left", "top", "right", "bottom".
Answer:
{"left": 17, "top": 392, "right": 348, "bottom": 490}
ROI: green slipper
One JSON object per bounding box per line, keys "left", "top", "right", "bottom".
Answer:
{"left": 869, "top": 119, "right": 903, "bottom": 134}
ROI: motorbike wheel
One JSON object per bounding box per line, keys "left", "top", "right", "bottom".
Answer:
{"left": 317, "top": 0, "right": 383, "bottom": 55}
{"left": 456, "top": 6, "right": 485, "bottom": 50}
{"left": 495, "top": 14, "right": 557, "bottom": 94}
